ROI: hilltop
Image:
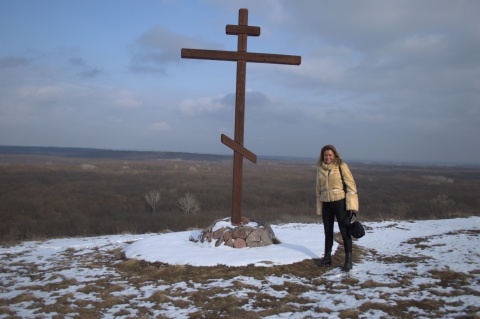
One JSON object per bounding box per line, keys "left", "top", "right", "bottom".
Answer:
{"left": 1, "top": 218, "right": 479, "bottom": 318}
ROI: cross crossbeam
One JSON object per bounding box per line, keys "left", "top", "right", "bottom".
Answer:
{"left": 182, "top": 49, "right": 301, "bottom": 65}
{"left": 181, "top": 8, "right": 301, "bottom": 225}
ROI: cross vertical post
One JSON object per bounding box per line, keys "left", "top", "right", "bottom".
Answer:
{"left": 232, "top": 9, "right": 248, "bottom": 225}
{"left": 181, "top": 8, "right": 301, "bottom": 225}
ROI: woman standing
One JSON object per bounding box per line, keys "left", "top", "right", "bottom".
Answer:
{"left": 316, "top": 145, "right": 359, "bottom": 272}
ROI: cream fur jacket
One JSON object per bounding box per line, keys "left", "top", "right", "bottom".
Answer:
{"left": 316, "top": 160, "right": 359, "bottom": 215}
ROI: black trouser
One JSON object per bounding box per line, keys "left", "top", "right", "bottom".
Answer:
{"left": 322, "top": 199, "right": 352, "bottom": 254}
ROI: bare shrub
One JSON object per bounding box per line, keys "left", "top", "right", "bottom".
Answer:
{"left": 430, "top": 195, "right": 457, "bottom": 218}
{"left": 145, "top": 191, "right": 161, "bottom": 214}
{"left": 390, "top": 201, "right": 411, "bottom": 219}
{"left": 422, "top": 175, "right": 454, "bottom": 185}
{"left": 80, "top": 164, "right": 97, "bottom": 170}
{"left": 177, "top": 192, "right": 201, "bottom": 214}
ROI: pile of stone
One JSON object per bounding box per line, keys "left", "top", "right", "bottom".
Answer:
{"left": 190, "top": 217, "right": 280, "bottom": 248}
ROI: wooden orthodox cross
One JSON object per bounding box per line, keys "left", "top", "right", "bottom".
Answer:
{"left": 181, "top": 8, "right": 301, "bottom": 225}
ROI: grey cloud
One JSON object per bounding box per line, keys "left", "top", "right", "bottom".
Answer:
{"left": 68, "top": 56, "right": 103, "bottom": 78}
{"left": 129, "top": 25, "right": 221, "bottom": 75}
{"left": 268, "top": 1, "right": 480, "bottom": 136}
{"left": 222, "top": 91, "right": 307, "bottom": 125}
{"left": 0, "top": 56, "right": 28, "bottom": 68}
{"left": 283, "top": 1, "right": 480, "bottom": 51}
{"left": 129, "top": 64, "right": 167, "bottom": 75}
{"left": 245, "top": 91, "right": 270, "bottom": 108}
{"left": 68, "top": 57, "right": 86, "bottom": 66}
{"left": 247, "top": 92, "right": 305, "bottom": 123}
{"left": 78, "top": 68, "right": 102, "bottom": 78}
{"left": 183, "top": 90, "right": 295, "bottom": 122}
{"left": 279, "top": 1, "right": 480, "bottom": 93}
{"left": 220, "top": 91, "right": 270, "bottom": 110}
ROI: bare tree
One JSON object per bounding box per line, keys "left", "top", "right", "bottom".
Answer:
{"left": 430, "top": 194, "right": 457, "bottom": 218}
{"left": 390, "top": 201, "right": 411, "bottom": 219}
{"left": 177, "top": 192, "right": 201, "bottom": 214}
{"left": 145, "top": 191, "right": 161, "bottom": 214}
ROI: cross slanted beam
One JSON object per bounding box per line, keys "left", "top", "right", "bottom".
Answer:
{"left": 181, "top": 8, "right": 301, "bottom": 225}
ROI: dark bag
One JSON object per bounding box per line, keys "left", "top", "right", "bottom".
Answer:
{"left": 348, "top": 213, "right": 365, "bottom": 239}
{"left": 338, "top": 165, "right": 365, "bottom": 239}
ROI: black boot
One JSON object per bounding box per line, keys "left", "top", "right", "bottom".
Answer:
{"left": 342, "top": 252, "right": 352, "bottom": 272}
{"left": 318, "top": 251, "right": 331, "bottom": 267}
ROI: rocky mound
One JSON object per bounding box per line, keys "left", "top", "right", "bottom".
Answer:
{"left": 190, "top": 217, "right": 280, "bottom": 248}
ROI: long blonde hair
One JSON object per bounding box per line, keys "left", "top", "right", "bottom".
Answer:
{"left": 318, "top": 144, "right": 343, "bottom": 166}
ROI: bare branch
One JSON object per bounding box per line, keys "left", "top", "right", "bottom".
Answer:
{"left": 177, "top": 192, "right": 200, "bottom": 214}
{"left": 145, "top": 191, "right": 161, "bottom": 214}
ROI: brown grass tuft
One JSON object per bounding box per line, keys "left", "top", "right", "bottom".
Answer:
{"left": 429, "top": 269, "right": 473, "bottom": 287}
{"left": 339, "top": 308, "right": 359, "bottom": 318}
{"left": 9, "top": 293, "right": 39, "bottom": 304}
{"left": 99, "top": 296, "right": 128, "bottom": 309}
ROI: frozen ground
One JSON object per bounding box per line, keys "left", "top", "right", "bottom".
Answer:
{"left": 1, "top": 217, "right": 479, "bottom": 318}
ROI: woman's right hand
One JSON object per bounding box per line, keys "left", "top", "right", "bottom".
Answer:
{"left": 343, "top": 211, "right": 353, "bottom": 226}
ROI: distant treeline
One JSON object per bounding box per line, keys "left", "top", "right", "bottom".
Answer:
{"left": 0, "top": 145, "right": 230, "bottom": 161}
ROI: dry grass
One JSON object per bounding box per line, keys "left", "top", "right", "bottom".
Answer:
{"left": 1, "top": 232, "right": 479, "bottom": 318}
{"left": 1, "top": 154, "right": 479, "bottom": 243}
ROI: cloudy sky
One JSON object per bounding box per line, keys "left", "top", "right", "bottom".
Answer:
{"left": 1, "top": 1, "right": 479, "bottom": 164}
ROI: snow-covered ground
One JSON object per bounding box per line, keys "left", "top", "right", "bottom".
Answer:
{"left": 1, "top": 217, "right": 479, "bottom": 318}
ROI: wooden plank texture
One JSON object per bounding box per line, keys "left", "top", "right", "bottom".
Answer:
{"left": 226, "top": 24, "right": 260, "bottom": 36}
{"left": 221, "top": 134, "right": 257, "bottom": 163}
{"left": 181, "top": 49, "right": 301, "bottom": 65}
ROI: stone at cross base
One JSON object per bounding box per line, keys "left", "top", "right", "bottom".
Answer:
{"left": 190, "top": 217, "right": 281, "bottom": 249}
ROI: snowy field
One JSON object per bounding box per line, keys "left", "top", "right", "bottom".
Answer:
{"left": 1, "top": 217, "right": 479, "bottom": 318}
